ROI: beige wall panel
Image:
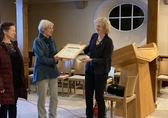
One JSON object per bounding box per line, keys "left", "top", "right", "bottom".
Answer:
{"left": 158, "top": 0, "right": 168, "bottom": 55}
{"left": 28, "top": 1, "right": 102, "bottom": 50}
{"left": 0, "top": 0, "right": 16, "bottom": 31}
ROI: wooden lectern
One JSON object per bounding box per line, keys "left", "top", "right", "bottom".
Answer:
{"left": 112, "top": 43, "right": 158, "bottom": 118}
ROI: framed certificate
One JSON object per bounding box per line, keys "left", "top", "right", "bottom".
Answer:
{"left": 55, "top": 43, "right": 86, "bottom": 59}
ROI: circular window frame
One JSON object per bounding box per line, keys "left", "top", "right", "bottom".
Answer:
{"left": 108, "top": 3, "right": 145, "bottom": 32}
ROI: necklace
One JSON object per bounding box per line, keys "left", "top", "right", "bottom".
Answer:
{"left": 97, "top": 37, "right": 103, "bottom": 43}
{"left": 97, "top": 39, "right": 101, "bottom": 42}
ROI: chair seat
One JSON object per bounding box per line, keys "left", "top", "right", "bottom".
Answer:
{"left": 28, "top": 73, "right": 33, "bottom": 78}
{"left": 104, "top": 93, "right": 136, "bottom": 101}
{"left": 114, "top": 72, "right": 121, "bottom": 77}
{"left": 68, "top": 75, "right": 85, "bottom": 81}
{"left": 29, "top": 67, "right": 34, "bottom": 73}
{"left": 157, "top": 75, "right": 168, "bottom": 93}
{"left": 57, "top": 74, "right": 69, "bottom": 80}
{"left": 157, "top": 75, "right": 168, "bottom": 80}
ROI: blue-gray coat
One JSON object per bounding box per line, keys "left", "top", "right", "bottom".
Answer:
{"left": 32, "top": 34, "right": 59, "bottom": 82}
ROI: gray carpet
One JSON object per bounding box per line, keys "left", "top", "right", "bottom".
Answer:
{"left": 17, "top": 99, "right": 86, "bottom": 118}
{"left": 16, "top": 86, "right": 168, "bottom": 118}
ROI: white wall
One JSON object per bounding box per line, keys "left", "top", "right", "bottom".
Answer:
{"left": 158, "top": 0, "right": 168, "bottom": 55}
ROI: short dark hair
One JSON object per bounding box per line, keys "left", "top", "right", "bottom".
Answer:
{"left": 0, "top": 22, "right": 15, "bottom": 42}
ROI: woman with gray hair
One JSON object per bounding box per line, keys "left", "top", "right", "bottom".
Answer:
{"left": 32, "top": 19, "right": 60, "bottom": 118}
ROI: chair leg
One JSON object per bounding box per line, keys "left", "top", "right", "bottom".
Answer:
{"left": 70, "top": 81, "right": 72, "bottom": 94}
{"left": 74, "top": 81, "right": 76, "bottom": 93}
{"left": 68, "top": 80, "right": 70, "bottom": 97}
{"left": 159, "top": 80, "right": 162, "bottom": 92}
{"left": 61, "top": 80, "right": 64, "bottom": 96}
{"left": 110, "top": 101, "right": 113, "bottom": 117}
{"left": 123, "top": 102, "right": 127, "bottom": 118}
{"left": 135, "top": 98, "right": 137, "bottom": 118}
{"left": 28, "top": 77, "right": 31, "bottom": 94}
{"left": 83, "top": 81, "right": 85, "bottom": 99}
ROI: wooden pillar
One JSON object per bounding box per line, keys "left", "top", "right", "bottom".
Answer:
{"left": 15, "top": 0, "right": 29, "bottom": 88}
{"left": 147, "top": 0, "right": 160, "bottom": 103}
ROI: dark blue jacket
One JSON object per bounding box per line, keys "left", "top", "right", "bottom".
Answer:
{"left": 32, "top": 34, "right": 59, "bottom": 82}
{"left": 84, "top": 33, "right": 114, "bottom": 75}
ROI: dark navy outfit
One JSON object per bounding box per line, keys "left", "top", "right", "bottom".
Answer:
{"left": 84, "top": 33, "right": 114, "bottom": 118}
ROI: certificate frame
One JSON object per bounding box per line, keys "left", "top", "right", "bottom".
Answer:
{"left": 55, "top": 43, "right": 86, "bottom": 59}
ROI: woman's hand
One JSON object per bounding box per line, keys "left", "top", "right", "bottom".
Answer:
{"left": 79, "top": 57, "right": 92, "bottom": 63}
{"left": 79, "top": 41, "right": 84, "bottom": 46}
{"left": 54, "top": 55, "right": 61, "bottom": 62}
{"left": 0, "top": 89, "right": 5, "bottom": 93}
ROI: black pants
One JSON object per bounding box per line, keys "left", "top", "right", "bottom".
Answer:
{"left": 0, "top": 89, "right": 20, "bottom": 118}
{"left": 85, "top": 66, "right": 108, "bottom": 118}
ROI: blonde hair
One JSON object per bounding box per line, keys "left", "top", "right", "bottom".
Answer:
{"left": 95, "top": 17, "right": 112, "bottom": 34}
{"left": 38, "top": 19, "right": 54, "bottom": 33}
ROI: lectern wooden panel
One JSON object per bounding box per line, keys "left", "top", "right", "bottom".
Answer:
{"left": 112, "top": 43, "right": 158, "bottom": 118}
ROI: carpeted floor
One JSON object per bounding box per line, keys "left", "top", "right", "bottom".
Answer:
{"left": 17, "top": 99, "right": 87, "bottom": 118}
{"left": 16, "top": 86, "right": 168, "bottom": 118}
{"left": 146, "top": 86, "right": 168, "bottom": 118}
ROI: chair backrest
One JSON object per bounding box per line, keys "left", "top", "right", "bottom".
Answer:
{"left": 159, "top": 61, "right": 168, "bottom": 75}
{"left": 70, "top": 59, "right": 75, "bottom": 69}
{"left": 31, "top": 56, "right": 36, "bottom": 67}
{"left": 57, "top": 59, "right": 71, "bottom": 75}
{"left": 124, "top": 75, "right": 138, "bottom": 97}
{"left": 74, "top": 54, "right": 88, "bottom": 75}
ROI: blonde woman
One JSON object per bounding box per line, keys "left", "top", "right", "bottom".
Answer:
{"left": 80, "top": 17, "right": 114, "bottom": 118}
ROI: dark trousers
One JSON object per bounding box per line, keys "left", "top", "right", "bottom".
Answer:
{"left": 85, "top": 66, "right": 108, "bottom": 118}
{"left": 0, "top": 89, "right": 20, "bottom": 118}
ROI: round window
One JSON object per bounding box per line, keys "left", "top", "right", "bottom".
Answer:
{"left": 109, "top": 4, "right": 144, "bottom": 31}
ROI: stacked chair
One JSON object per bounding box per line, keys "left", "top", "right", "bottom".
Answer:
{"left": 68, "top": 54, "right": 88, "bottom": 99}
{"left": 157, "top": 60, "right": 168, "bottom": 93}
{"left": 28, "top": 56, "right": 36, "bottom": 94}
{"left": 57, "top": 59, "right": 72, "bottom": 96}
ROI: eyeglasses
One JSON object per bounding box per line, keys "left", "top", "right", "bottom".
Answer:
{"left": 46, "top": 27, "right": 54, "bottom": 31}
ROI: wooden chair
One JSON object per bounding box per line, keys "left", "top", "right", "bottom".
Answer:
{"left": 157, "top": 61, "right": 168, "bottom": 93}
{"left": 68, "top": 54, "right": 88, "bottom": 99}
{"left": 104, "top": 75, "right": 138, "bottom": 118}
{"left": 28, "top": 56, "right": 35, "bottom": 74}
{"left": 28, "top": 74, "right": 33, "bottom": 94}
{"left": 106, "top": 67, "right": 115, "bottom": 91}
{"left": 114, "top": 68, "right": 121, "bottom": 84}
{"left": 57, "top": 59, "right": 72, "bottom": 96}
{"left": 28, "top": 56, "right": 36, "bottom": 93}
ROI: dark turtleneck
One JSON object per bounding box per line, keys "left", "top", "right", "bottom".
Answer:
{"left": 39, "top": 33, "right": 55, "bottom": 58}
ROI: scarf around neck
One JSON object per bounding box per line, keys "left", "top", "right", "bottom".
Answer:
{"left": 39, "top": 33, "right": 55, "bottom": 58}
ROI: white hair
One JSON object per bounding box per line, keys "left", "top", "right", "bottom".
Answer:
{"left": 38, "top": 19, "right": 54, "bottom": 33}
